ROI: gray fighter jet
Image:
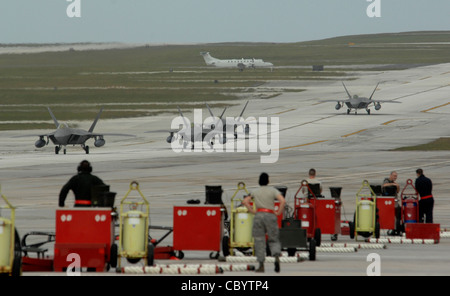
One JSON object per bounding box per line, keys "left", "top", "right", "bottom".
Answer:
{"left": 35, "top": 107, "right": 109, "bottom": 154}
{"left": 326, "top": 82, "right": 401, "bottom": 115}
{"left": 206, "top": 101, "right": 251, "bottom": 138}
{"left": 166, "top": 106, "right": 227, "bottom": 150}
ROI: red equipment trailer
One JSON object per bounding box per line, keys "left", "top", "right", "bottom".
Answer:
{"left": 172, "top": 205, "right": 225, "bottom": 259}
{"left": 53, "top": 208, "right": 117, "bottom": 272}
{"left": 293, "top": 181, "right": 321, "bottom": 246}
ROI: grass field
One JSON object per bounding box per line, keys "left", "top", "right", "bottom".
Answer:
{"left": 1, "top": 30, "right": 450, "bottom": 130}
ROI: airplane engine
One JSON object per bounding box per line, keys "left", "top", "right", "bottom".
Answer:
{"left": 375, "top": 103, "right": 381, "bottom": 111}
{"left": 94, "top": 138, "right": 105, "bottom": 147}
{"left": 335, "top": 103, "right": 342, "bottom": 110}
{"left": 35, "top": 139, "right": 46, "bottom": 148}
{"left": 166, "top": 132, "right": 174, "bottom": 143}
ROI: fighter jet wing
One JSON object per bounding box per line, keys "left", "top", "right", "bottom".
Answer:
{"left": 370, "top": 100, "right": 402, "bottom": 103}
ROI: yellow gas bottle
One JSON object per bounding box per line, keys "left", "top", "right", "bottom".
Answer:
{"left": 0, "top": 217, "right": 12, "bottom": 268}
{"left": 357, "top": 200, "right": 375, "bottom": 231}
{"left": 233, "top": 206, "right": 254, "bottom": 244}
{"left": 122, "top": 210, "right": 147, "bottom": 256}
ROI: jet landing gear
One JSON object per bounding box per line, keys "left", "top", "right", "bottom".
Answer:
{"left": 54, "top": 145, "right": 90, "bottom": 154}
{"left": 82, "top": 145, "right": 90, "bottom": 154}
{"left": 55, "top": 146, "right": 66, "bottom": 154}
{"left": 347, "top": 109, "right": 371, "bottom": 115}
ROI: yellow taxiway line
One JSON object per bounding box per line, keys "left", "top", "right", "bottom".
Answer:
{"left": 421, "top": 102, "right": 450, "bottom": 113}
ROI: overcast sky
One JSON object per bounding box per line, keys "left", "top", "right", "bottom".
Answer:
{"left": 1, "top": 0, "right": 449, "bottom": 44}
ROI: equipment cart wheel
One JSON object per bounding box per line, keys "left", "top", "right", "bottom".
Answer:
{"left": 375, "top": 222, "right": 380, "bottom": 239}
{"left": 349, "top": 222, "right": 355, "bottom": 239}
{"left": 222, "top": 236, "right": 230, "bottom": 257}
{"left": 175, "top": 250, "right": 184, "bottom": 259}
{"left": 209, "top": 252, "right": 220, "bottom": 259}
{"left": 147, "top": 244, "right": 154, "bottom": 266}
{"left": 287, "top": 248, "right": 296, "bottom": 257}
{"left": 109, "top": 243, "right": 118, "bottom": 268}
{"left": 314, "top": 228, "right": 321, "bottom": 247}
{"left": 309, "top": 238, "right": 316, "bottom": 261}
{"left": 11, "top": 229, "right": 22, "bottom": 277}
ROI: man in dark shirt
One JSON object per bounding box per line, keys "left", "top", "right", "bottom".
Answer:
{"left": 415, "top": 168, "right": 434, "bottom": 223}
{"left": 59, "top": 160, "right": 105, "bottom": 207}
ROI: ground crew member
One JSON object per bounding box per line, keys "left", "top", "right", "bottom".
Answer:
{"left": 415, "top": 168, "right": 434, "bottom": 223}
{"left": 302, "top": 168, "right": 323, "bottom": 197}
{"left": 382, "top": 171, "right": 402, "bottom": 235}
{"left": 243, "top": 172, "right": 285, "bottom": 273}
{"left": 382, "top": 171, "right": 400, "bottom": 196}
{"left": 59, "top": 160, "right": 105, "bottom": 207}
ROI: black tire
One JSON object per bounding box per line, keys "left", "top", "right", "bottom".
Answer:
{"left": 349, "top": 222, "right": 355, "bottom": 239}
{"left": 287, "top": 248, "right": 296, "bottom": 257}
{"left": 147, "top": 244, "right": 154, "bottom": 266}
{"left": 375, "top": 222, "right": 380, "bottom": 239}
{"left": 222, "top": 236, "right": 230, "bottom": 257}
{"left": 314, "top": 228, "right": 321, "bottom": 247}
{"left": 109, "top": 243, "right": 118, "bottom": 268}
{"left": 55, "top": 146, "right": 59, "bottom": 154}
{"left": 85, "top": 146, "right": 89, "bottom": 154}
{"left": 209, "top": 252, "right": 219, "bottom": 259}
{"left": 12, "top": 229, "right": 22, "bottom": 277}
{"left": 309, "top": 238, "right": 316, "bottom": 261}
{"left": 176, "top": 250, "right": 184, "bottom": 260}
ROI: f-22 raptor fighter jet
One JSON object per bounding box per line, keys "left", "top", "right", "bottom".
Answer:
{"left": 324, "top": 82, "right": 401, "bottom": 115}
{"left": 35, "top": 107, "right": 124, "bottom": 154}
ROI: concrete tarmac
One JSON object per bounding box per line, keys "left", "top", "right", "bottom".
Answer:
{"left": 1, "top": 63, "right": 450, "bottom": 277}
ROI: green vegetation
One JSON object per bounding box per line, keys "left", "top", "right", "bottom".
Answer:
{"left": 393, "top": 138, "right": 450, "bottom": 151}
{"left": 1, "top": 31, "right": 450, "bottom": 130}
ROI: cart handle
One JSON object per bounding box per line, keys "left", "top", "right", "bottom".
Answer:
{"left": 400, "top": 179, "right": 419, "bottom": 199}
{"left": 130, "top": 181, "right": 139, "bottom": 190}
{"left": 293, "top": 180, "right": 317, "bottom": 201}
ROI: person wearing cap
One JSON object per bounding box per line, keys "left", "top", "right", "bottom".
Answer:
{"left": 59, "top": 160, "right": 105, "bottom": 207}
{"left": 243, "top": 172, "right": 285, "bottom": 273}
{"left": 415, "top": 168, "right": 434, "bottom": 223}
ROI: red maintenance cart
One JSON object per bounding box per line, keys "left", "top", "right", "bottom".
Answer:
{"left": 293, "top": 181, "right": 321, "bottom": 246}
{"left": 173, "top": 205, "right": 225, "bottom": 259}
{"left": 314, "top": 187, "right": 342, "bottom": 241}
{"left": 368, "top": 183, "right": 401, "bottom": 235}
{"left": 53, "top": 208, "right": 117, "bottom": 272}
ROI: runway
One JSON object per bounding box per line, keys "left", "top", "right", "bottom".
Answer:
{"left": 2, "top": 63, "right": 450, "bottom": 276}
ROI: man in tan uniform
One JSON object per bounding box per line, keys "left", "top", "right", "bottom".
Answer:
{"left": 243, "top": 172, "right": 286, "bottom": 273}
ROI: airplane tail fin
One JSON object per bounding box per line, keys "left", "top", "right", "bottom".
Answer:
{"left": 200, "top": 52, "right": 218, "bottom": 65}
{"left": 342, "top": 82, "right": 352, "bottom": 100}
{"left": 177, "top": 106, "right": 190, "bottom": 128}
{"left": 238, "top": 101, "right": 249, "bottom": 118}
{"left": 369, "top": 83, "right": 380, "bottom": 100}
{"left": 88, "top": 107, "right": 103, "bottom": 133}
{"left": 47, "top": 107, "right": 60, "bottom": 128}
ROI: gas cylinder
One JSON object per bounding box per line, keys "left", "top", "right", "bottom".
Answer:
{"left": 403, "top": 197, "right": 418, "bottom": 223}
{"left": 0, "top": 217, "right": 12, "bottom": 268}
{"left": 234, "top": 206, "right": 254, "bottom": 244}
{"left": 357, "top": 200, "right": 374, "bottom": 230}
{"left": 122, "top": 210, "right": 146, "bottom": 255}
